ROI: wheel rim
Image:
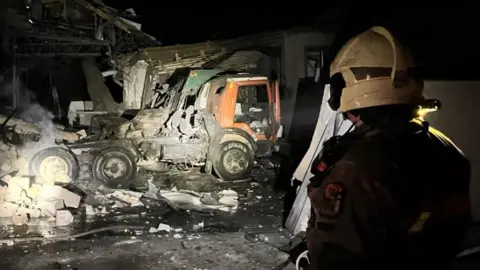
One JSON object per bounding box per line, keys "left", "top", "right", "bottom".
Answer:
{"left": 39, "top": 156, "right": 70, "bottom": 183}
{"left": 222, "top": 149, "right": 248, "bottom": 175}
{"left": 102, "top": 157, "right": 128, "bottom": 180}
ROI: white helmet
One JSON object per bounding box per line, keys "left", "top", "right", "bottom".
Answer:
{"left": 329, "top": 26, "right": 424, "bottom": 112}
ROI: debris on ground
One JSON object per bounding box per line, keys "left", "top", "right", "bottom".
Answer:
{"left": 193, "top": 221, "right": 204, "bottom": 230}
{"left": 0, "top": 114, "right": 83, "bottom": 228}
{"left": 55, "top": 210, "right": 74, "bottom": 227}
{"left": 0, "top": 112, "right": 279, "bottom": 256}
{"left": 108, "top": 190, "right": 144, "bottom": 207}
{"left": 0, "top": 157, "right": 81, "bottom": 226}
{"left": 148, "top": 223, "right": 172, "bottom": 233}
{"left": 85, "top": 205, "right": 96, "bottom": 216}
{"left": 0, "top": 178, "right": 81, "bottom": 226}
{"left": 143, "top": 177, "right": 159, "bottom": 199}
{"left": 158, "top": 187, "right": 239, "bottom": 213}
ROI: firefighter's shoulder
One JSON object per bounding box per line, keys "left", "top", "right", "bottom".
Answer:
{"left": 340, "top": 139, "right": 388, "bottom": 169}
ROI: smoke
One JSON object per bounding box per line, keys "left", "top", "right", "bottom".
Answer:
{"left": 18, "top": 103, "right": 57, "bottom": 160}
{"left": 1, "top": 77, "right": 58, "bottom": 160}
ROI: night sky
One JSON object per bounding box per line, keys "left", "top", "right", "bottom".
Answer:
{"left": 104, "top": 0, "right": 476, "bottom": 79}
{"left": 103, "top": 0, "right": 324, "bottom": 45}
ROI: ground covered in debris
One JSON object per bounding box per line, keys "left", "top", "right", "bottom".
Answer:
{"left": 0, "top": 171, "right": 296, "bottom": 270}
{"left": 0, "top": 107, "right": 297, "bottom": 269}
{"left": 0, "top": 232, "right": 292, "bottom": 270}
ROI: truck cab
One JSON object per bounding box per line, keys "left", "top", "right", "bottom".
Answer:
{"left": 197, "top": 73, "right": 282, "bottom": 155}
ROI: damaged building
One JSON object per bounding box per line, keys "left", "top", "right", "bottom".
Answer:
{"left": 0, "top": 0, "right": 295, "bottom": 227}
{"left": 0, "top": 1, "right": 479, "bottom": 269}
{"left": 0, "top": 0, "right": 161, "bottom": 226}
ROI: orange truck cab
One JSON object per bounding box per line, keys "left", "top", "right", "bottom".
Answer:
{"left": 197, "top": 72, "right": 283, "bottom": 180}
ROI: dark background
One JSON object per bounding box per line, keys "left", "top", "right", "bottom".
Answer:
{"left": 104, "top": 0, "right": 478, "bottom": 80}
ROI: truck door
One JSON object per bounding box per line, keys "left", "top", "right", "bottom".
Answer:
{"left": 233, "top": 83, "right": 273, "bottom": 140}
{"left": 270, "top": 81, "right": 281, "bottom": 141}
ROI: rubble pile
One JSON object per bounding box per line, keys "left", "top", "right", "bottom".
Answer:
{"left": 0, "top": 140, "right": 81, "bottom": 227}
{"left": 0, "top": 121, "right": 241, "bottom": 232}
{"left": 0, "top": 180, "right": 81, "bottom": 227}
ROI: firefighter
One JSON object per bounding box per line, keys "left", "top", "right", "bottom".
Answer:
{"left": 304, "top": 26, "right": 472, "bottom": 270}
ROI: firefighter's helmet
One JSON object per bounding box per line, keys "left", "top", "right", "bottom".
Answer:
{"left": 328, "top": 26, "right": 424, "bottom": 112}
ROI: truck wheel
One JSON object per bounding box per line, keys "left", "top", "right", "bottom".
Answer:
{"left": 213, "top": 141, "right": 254, "bottom": 181}
{"left": 92, "top": 147, "right": 137, "bottom": 189}
{"left": 29, "top": 147, "right": 79, "bottom": 184}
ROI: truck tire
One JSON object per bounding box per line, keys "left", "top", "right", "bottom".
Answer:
{"left": 29, "top": 147, "right": 79, "bottom": 184}
{"left": 92, "top": 147, "right": 137, "bottom": 189}
{"left": 213, "top": 140, "right": 254, "bottom": 181}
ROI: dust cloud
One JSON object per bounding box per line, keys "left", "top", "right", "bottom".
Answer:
{"left": 1, "top": 78, "right": 58, "bottom": 160}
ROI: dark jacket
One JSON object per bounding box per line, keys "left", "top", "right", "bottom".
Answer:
{"left": 306, "top": 120, "right": 471, "bottom": 270}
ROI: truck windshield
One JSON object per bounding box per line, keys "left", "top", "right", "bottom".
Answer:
{"left": 237, "top": 84, "right": 269, "bottom": 104}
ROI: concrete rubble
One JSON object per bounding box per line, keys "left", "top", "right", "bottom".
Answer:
{"left": 0, "top": 138, "right": 81, "bottom": 227}
{"left": 158, "top": 187, "right": 239, "bottom": 213}
{"left": 80, "top": 186, "right": 240, "bottom": 218}
{"left": 108, "top": 190, "right": 144, "bottom": 207}
{"left": 149, "top": 223, "right": 172, "bottom": 233}
{"left": 0, "top": 111, "right": 246, "bottom": 249}
{"left": 0, "top": 134, "right": 242, "bottom": 229}
{"left": 0, "top": 177, "right": 81, "bottom": 227}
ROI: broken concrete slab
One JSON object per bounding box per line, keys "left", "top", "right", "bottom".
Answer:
{"left": 35, "top": 201, "right": 58, "bottom": 217}
{"left": 5, "top": 184, "right": 31, "bottom": 205}
{"left": 55, "top": 210, "right": 74, "bottom": 227}
{"left": 108, "top": 190, "right": 144, "bottom": 207}
{"left": 38, "top": 185, "right": 81, "bottom": 208}
{"left": 192, "top": 221, "right": 204, "bottom": 230}
{"left": 0, "top": 202, "right": 19, "bottom": 218}
{"left": 158, "top": 188, "right": 239, "bottom": 213}
{"left": 111, "top": 201, "right": 127, "bottom": 209}
{"left": 76, "top": 129, "right": 87, "bottom": 139}
{"left": 26, "top": 184, "right": 41, "bottom": 201}
{"left": 53, "top": 199, "right": 64, "bottom": 210}
{"left": 143, "top": 178, "right": 159, "bottom": 200}
{"left": 26, "top": 208, "right": 41, "bottom": 219}
{"left": 85, "top": 205, "right": 96, "bottom": 216}
{"left": 149, "top": 223, "right": 172, "bottom": 233}
{"left": 14, "top": 177, "right": 31, "bottom": 190}
{"left": 217, "top": 189, "right": 238, "bottom": 207}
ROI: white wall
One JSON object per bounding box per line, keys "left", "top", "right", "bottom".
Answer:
{"left": 281, "top": 32, "right": 334, "bottom": 138}
{"left": 423, "top": 80, "right": 480, "bottom": 220}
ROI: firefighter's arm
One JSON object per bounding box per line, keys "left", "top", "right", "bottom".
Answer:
{"left": 306, "top": 160, "right": 389, "bottom": 270}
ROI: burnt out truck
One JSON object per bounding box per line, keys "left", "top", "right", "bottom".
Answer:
{"left": 29, "top": 69, "right": 283, "bottom": 188}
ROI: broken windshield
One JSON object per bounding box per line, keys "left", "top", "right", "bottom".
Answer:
{"left": 237, "top": 84, "right": 269, "bottom": 104}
